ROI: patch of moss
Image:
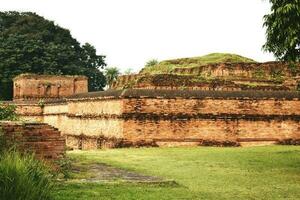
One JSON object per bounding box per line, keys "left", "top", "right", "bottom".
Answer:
{"left": 253, "top": 69, "right": 265, "bottom": 79}
{"left": 270, "top": 68, "right": 284, "bottom": 82}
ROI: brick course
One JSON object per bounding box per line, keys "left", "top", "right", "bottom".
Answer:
{"left": 0, "top": 121, "right": 65, "bottom": 161}
{"left": 10, "top": 73, "right": 300, "bottom": 149}
{"left": 13, "top": 74, "right": 88, "bottom": 101}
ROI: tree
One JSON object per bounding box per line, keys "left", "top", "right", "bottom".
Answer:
{"left": 104, "top": 67, "right": 120, "bottom": 88}
{"left": 263, "top": 1, "right": 300, "bottom": 61}
{"left": 145, "top": 59, "right": 159, "bottom": 67}
{"left": 0, "top": 11, "right": 106, "bottom": 100}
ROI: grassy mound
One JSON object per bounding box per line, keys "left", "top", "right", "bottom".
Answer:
{"left": 141, "top": 53, "right": 256, "bottom": 74}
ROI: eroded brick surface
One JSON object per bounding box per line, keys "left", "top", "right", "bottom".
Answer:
{"left": 9, "top": 72, "right": 300, "bottom": 149}
{"left": 0, "top": 121, "right": 65, "bottom": 161}
{"left": 13, "top": 74, "right": 88, "bottom": 101}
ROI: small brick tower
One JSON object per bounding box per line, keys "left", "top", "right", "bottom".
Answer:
{"left": 13, "top": 74, "right": 88, "bottom": 101}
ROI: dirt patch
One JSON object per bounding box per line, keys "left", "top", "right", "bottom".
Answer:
{"left": 71, "top": 163, "right": 175, "bottom": 184}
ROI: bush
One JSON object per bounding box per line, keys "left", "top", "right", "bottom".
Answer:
{"left": 0, "top": 103, "right": 19, "bottom": 152}
{"left": 0, "top": 150, "right": 54, "bottom": 200}
{"left": 0, "top": 103, "right": 18, "bottom": 121}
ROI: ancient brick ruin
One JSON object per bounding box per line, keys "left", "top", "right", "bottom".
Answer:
{"left": 0, "top": 121, "right": 65, "bottom": 161}
{"left": 112, "top": 62, "right": 300, "bottom": 91}
{"left": 13, "top": 74, "right": 88, "bottom": 101}
{"left": 9, "top": 61, "right": 300, "bottom": 149}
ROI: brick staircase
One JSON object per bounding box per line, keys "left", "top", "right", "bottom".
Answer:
{"left": 0, "top": 121, "right": 66, "bottom": 161}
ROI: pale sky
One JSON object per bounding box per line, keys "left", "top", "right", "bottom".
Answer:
{"left": 2, "top": 0, "right": 274, "bottom": 73}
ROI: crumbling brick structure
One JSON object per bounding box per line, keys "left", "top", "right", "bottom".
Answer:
{"left": 13, "top": 89, "right": 300, "bottom": 149}
{"left": 13, "top": 74, "right": 88, "bottom": 101}
{"left": 0, "top": 121, "right": 65, "bottom": 161}
{"left": 63, "top": 89, "right": 300, "bottom": 148}
{"left": 112, "top": 62, "right": 300, "bottom": 91}
{"left": 9, "top": 62, "right": 300, "bottom": 149}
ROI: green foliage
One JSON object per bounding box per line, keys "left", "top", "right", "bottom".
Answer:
{"left": 0, "top": 150, "right": 54, "bottom": 200}
{"left": 104, "top": 67, "right": 120, "bottom": 88}
{"left": 142, "top": 53, "right": 256, "bottom": 74}
{"left": 145, "top": 59, "right": 159, "bottom": 68}
{"left": 191, "top": 75, "right": 210, "bottom": 83}
{"left": 38, "top": 99, "right": 45, "bottom": 108}
{"left": 263, "top": 0, "right": 300, "bottom": 61}
{"left": 270, "top": 68, "right": 284, "bottom": 82}
{"left": 54, "top": 156, "right": 72, "bottom": 179}
{"left": 0, "top": 11, "right": 106, "bottom": 100}
{"left": 0, "top": 103, "right": 18, "bottom": 121}
{"left": 253, "top": 68, "right": 266, "bottom": 79}
{"left": 0, "top": 127, "right": 6, "bottom": 153}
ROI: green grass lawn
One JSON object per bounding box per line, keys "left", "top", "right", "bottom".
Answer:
{"left": 54, "top": 146, "right": 300, "bottom": 200}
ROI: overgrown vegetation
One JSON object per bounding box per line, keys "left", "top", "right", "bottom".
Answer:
{"left": 145, "top": 59, "right": 159, "bottom": 68}
{"left": 270, "top": 68, "right": 284, "bottom": 82}
{"left": 0, "top": 150, "right": 54, "bottom": 200}
{"left": 0, "top": 103, "right": 18, "bottom": 153}
{"left": 54, "top": 156, "right": 72, "bottom": 179}
{"left": 141, "top": 53, "right": 256, "bottom": 74}
{"left": 0, "top": 103, "right": 18, "bottom": 121}
{"left": 253, "top": 68, "right": 266, "bottom": 79}
{"left": 0, "top": 103, "right": 55, "bottom": 199}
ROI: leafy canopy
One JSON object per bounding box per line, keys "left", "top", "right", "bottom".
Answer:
{"left": 263, "top": 0, "right": 300, "bottom": 61}
{"left": 0, "top": 11, "right": 106, "bottom": 100}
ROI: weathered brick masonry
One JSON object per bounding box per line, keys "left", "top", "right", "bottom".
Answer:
{"left": 67, "top": 90, "right": 300, "bottom": 148}
{"left": 10, "top": 63, "right": 300, "bottom": 149}
{"left": 14, "top": 89, "right": 300, "bottom": 149}
{"left": 13, "top": 74, "right": 88, "bottom": 101}
{"left": 112, "top": 62, "right": 300, "bottom": 91}
{"left": 0, "top": 121, "right": 65, "bottom": 161}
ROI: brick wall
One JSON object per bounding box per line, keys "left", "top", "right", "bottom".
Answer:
{"left": 13, "top": 74, "right": 88, "bottom": 101}
{"left": 68, "top": 99, "right": 123, "bottom": 116}
{"left": 123, "top": 98, "right": 300, "bottom": 116}
{"left": 121, "top": 97, "right": 300, "bottom": 146}
{"left": 42, "top": 100, "right": 124, "bottom": 139}
{"left": 123, "top": 118, "right": 300, "bottom": 146}
{"left": 0, "top": 121, "right": 65, "bottom": 161}
{"left": 13, "top": 89, "right": 300, "bottom": 149}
